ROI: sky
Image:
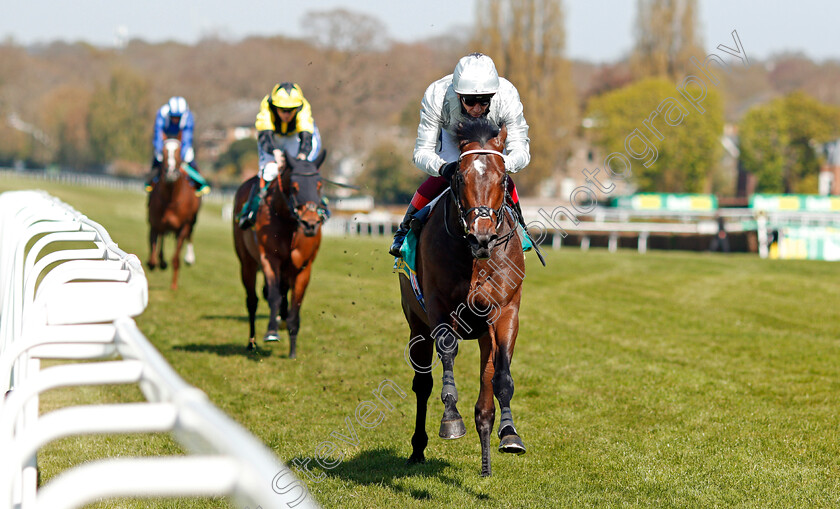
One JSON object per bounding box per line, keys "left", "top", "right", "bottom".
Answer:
{"left": 1, "top": 0, "right": 839, "bottom": 63}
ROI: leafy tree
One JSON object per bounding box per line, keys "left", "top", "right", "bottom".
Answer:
{"left": 40, "top": 85, "right": 93, "bottom": 168}
{"left": 739, "top": 91, "right": 840, "bottom": 193}
{"left": 586, "top": 77, "right": 724, "bottom": 192}
{"left": 358, "top": 141, "right": 425, "bottom": 204}
{"left": 472, "top": 0, "right": 578, "bottom": 194}
{"left": 87, "top": 67, "right": 153, "bottom": 165}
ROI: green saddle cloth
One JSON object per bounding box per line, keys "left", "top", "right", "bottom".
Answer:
{"left": 393, "top": 222, "right": 533, "bottom": 277}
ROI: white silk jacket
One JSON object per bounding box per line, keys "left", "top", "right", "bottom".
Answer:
{"left": 413, "top": 74, "right": 531, "bottom": 176}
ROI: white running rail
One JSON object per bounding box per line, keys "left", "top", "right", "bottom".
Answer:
{"left": 0, "top": 191, "right": 316, "bottom": 509}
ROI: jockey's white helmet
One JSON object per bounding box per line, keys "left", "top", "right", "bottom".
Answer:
{"left": 452, "top": 53, "right": 499, "bottom": 95}
{"left": 167, "top": 96, "right": 189, "bottom": 116}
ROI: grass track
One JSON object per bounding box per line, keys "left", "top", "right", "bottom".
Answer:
{"left": 2, "top": 176, "right": 840, "bottom": 508}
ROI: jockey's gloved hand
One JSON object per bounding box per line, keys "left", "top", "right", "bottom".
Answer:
{"left": 439, "top": 161, "right": 459, "bottom": 181}
{"left": 154, "top": 152, "right": 163, "bottom": 163}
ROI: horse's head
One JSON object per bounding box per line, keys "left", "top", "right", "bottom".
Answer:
{"left": 285, "top": 158, "right": 326, "bottom": 237}
{"left": 453, "top": 118, "right": 508, "bottom": 259}
{"left": 161, "top": 137, "right": 183, "bottom": 183}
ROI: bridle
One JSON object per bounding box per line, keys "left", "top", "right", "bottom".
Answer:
{"left": 282, "top": 169, "right": 327, "bottom": 226}
{"left": 446, "top": 148, "right": 513, "bottom": 243}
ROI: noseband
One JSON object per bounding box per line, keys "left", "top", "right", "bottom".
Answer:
{"left": 448, "top": 149, "right": 509, "bottom": 237}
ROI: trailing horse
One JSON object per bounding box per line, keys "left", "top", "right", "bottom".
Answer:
{"left": 400, "top": 117, "right": 527, "bottom": 476}
{"left": 232, "top": 157, "right": 326, "bottom": 358}
{"left": 147, "top": 136, "right": 201, "bottom": 290}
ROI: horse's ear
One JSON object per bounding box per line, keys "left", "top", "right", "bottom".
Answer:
{"left": 498, "top": 123, "right": 508, "bottom": 145}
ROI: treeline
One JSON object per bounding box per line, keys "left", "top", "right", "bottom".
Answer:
{"left": 0, "top": 9, "right": 463, "bottom": 188}
{"left": 2, "top": 3, "right": 840, "bottom": 198}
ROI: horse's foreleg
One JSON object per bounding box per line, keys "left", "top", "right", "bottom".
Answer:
{"left": 239, "top": 257, "right": 259, "bottom": 351}
{"left": 476, "top": 332, "right": 496, "bottom": 476}
{"left": 260, "top": 256, "right": 282, "bottom": 342}
{"left": 158, "top": 234, "right": 167, "bottom": 270}
{"left": 407, "top": 326, "right": 434, "bottom": 465}
{"left": 147, "top": 229, "right": 159, "bottom": 270}
{"left": 170, "top": 226, "right": 190, "bottom": 290}
{"left": 435, "top": 320, "right": 466, "bottom": 439}
{"left": 493, "top": 310, "right": 526, "bottom": 456}
{"left": 279, "top": 281, "right": 289, "bottom": 323}
{"left": 286, "top": 264, "right": 313, "bottom": 359}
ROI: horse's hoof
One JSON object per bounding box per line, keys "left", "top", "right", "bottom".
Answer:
{"left": 407, "top": 452, "right": 425, "bottom": 465}
{"left": 263, "top": 332, "right": 280, "bottom": 342}
{"left": 247, "top": 342, "right": 255, "bottom": 351}
{"left": 498, "top": 433, "right": 526, "bottom": 455}
{"left": 481, "top": 468, "right": 492, "bottom": 477}
{"left": 160, "top": 261, "right": 168, "bottom": 270}
{"left": 439, "top": 418, "right": 467, "bottom": 439}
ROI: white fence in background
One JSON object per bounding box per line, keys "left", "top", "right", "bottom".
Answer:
{"left": 0, "top": 191, "right": 316, "bottom": 509}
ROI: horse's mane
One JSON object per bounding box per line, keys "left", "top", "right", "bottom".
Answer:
{"left": 456, "top": 117, "right": 500, "bottom": 147}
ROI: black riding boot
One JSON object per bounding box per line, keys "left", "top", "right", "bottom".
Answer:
{"left": 238, "top": 184, "right": 266, "bottom": 230}
{"left": 389, "top": 204, "right": 420, "bottom": 257}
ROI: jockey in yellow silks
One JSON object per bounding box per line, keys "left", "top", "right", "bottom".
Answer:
{"left": 238, "top": 82, "right": 324, "bottom": 230}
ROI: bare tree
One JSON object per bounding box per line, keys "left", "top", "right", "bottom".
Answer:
{"left": 473, "top": 0, "right": 578, "bottom": 194}
{"left": 631, "top": 0, "right": 704, "bottom": 80}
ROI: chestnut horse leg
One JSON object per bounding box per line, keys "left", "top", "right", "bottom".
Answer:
{"left": 279, "top": 280, "right": 289, "bottom": 325}
{"left": 158, "top": 235, "right": 168, "bottom": 270}
{"left": 475, "top": 331, "right": 496, "bottom": 476}
{"left": 435, "top": 318, "right": 466, "bottom": 439}
{"left": 406, "top": 313, "right": 434, "bottom": 464}
{"left": 493, "top": 307, "right": 526, "bottom": 455}
{"left": 239, "top": 253, "right": 259, "bottom": 351}
{"left": 286, "top": 263, "right": 313, "bottom": 359}
{"left": 147, "top": 229, "right": 159, "bottom": 270}
{"left": 170, "top": 224, "right": 191, "bottom": 290}
{"left": 260, "top": 254, "right": 282, "bottom": 342}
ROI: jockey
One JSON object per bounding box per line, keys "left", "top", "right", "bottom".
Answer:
{"left": 146, "top": 96, "right": 209, "bottom": 194}
{"left": 389, "top": 52, "right": 530, "bottom": 257}
{"left": 238, "top": 82, "right": 327, "bottom": 230}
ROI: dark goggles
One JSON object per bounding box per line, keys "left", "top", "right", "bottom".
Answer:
{"left": 277, "top": 106, "right": 299, "bottom": 114}
{"left": 461, "top": 94, "right": 494, "bottom": 107}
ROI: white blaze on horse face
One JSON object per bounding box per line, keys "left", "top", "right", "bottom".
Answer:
{"left": 472, "top": 158, "right": 486, "bottom": 177}
{"left": 164, "top": 139, "right": 179, "bottom": 171}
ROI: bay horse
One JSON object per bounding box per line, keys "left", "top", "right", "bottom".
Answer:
{"left": 401, "top": 117, "right": 526, "bottom": 477}
{"left": 147, "top": 136, "right": 201, "bottom": 290}
{"left": 232, "top": 157, "right": 326, "bottom": 358}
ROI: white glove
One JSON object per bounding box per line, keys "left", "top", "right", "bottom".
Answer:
{"left": 154, "top": 152, "right": 163, "bottom": 163}
{"left": 503, "top": 154, "right": 517, "bottom": 173}
{"left": 262, "top": 161, "right": 279, "bottom": 182}
{"left": 183, "top": 147, "right": 195, "bottom": 164}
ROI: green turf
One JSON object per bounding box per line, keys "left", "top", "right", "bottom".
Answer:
{"left": 2, "top": 176, "right": 840, "bottom": 508}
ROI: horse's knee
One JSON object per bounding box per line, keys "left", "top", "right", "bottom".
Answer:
{"left": 474, "top": 405, "right": 495, "bottom": 433}
{"left": 492, "top": 370, "right": 514, "bottom": 402}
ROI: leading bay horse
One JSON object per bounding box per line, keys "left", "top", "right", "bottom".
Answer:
{"left": 402, "top": 117, "right": 526, "bottom": 477}
{"left": 233, "top": 157, "right": 326, "bottom": 358}
{"left": 147, "top": 136, "right": 201, "bottom": 290}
